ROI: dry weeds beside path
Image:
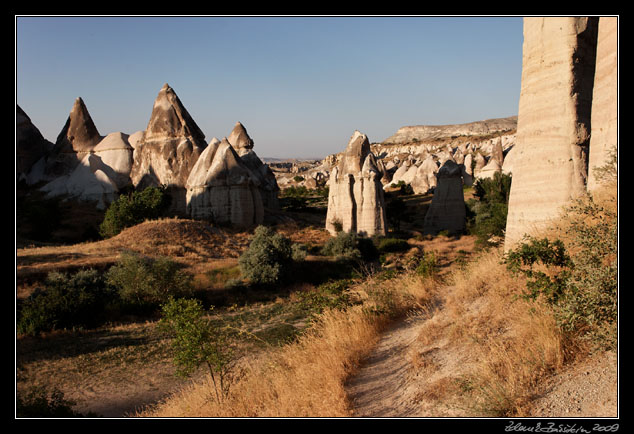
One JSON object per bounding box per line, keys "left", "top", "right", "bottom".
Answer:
{"left": 344, "top": 299, "right": 618, "bottom": 418}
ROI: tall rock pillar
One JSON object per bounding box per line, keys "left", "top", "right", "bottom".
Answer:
{"left": 587, "top": 17, "right": 618, "bottom": 191}
{"left": 504, "top": 17, "right": 599, "bottom": 250}
{"left": 325, "top": 131, "right": 387, "bottom": 237}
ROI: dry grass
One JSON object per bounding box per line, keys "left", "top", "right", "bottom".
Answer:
{"left": 437, "top": 248, "right": 565, "bottom": 416}
{"left": 139, "top": 272, "right": 436, "bottom": 417}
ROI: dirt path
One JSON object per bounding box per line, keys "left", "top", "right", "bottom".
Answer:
{"left": 345, "top": 310, "right": 618, "bottom": 418}
{"left": 345, "top": 309, "right": 445, "bottom": 417}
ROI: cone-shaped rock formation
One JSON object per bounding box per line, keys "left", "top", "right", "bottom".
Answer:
{"left": 16, "top": 105, "right": 53, "bottom": 182}
{"left": 226, "top": 121, "right": 280, "bottom": 209}
{"left": 186, "top": 137, "right": 264, "bottom": 228}
{"left": 131, "top": 83, "right": 207, "bottom": 215}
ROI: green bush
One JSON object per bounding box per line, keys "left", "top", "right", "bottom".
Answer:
{"left": 505, "top": 237, "right": 572, "bottom": 305}
{"left": 466, "top": 172, "right": 512, "bottom": 246}
{"left": 375, "top": 237, "right": 410, "bottom": 253}
{"left": 562, "top": 195, "right": 618, "bottom": 349}
{"left": 105, "top": 251, "right": 193, "bottom": 309}
{"left": 415, "top": 251, "right": 438, "bottom": 278}
{"left": 99, "top": 186, "right": 170, "bottom": 238}
{"left": 17, "top": 269, "right": 115, "bottom": 336}
{"left": 295, "top": 279, "right": 354, "bottom": 320}
{"left": 291, "top": 243, "right": 308, "bottom": 261}
{"left": 16, "top": 387, "right": 97, "bottom": 418}
{"left": 238, "top": 226, "right": 294, "bottom": 285}
{"left": 321, "top": 231, "right": 379, "bottom": 262}
{"left": 505, "top": 190, "right": 618, "bottom": 351}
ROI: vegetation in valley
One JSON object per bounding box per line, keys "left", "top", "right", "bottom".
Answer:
{"left": 16, "top": 153, "right": 617, "bottom": 418}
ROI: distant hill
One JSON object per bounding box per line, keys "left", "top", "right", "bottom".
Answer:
{"left": 382, "top": 116, "right": 518, "bottom": 145}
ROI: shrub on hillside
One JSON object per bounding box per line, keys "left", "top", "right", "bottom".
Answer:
{"left": 466, "top": 172, "right": 512, "bottom": 246}
{"left": 99, "top": 186, "right": 170, "bottom": 238}
{"left": 16, "top": 387, "right": 97, "bottom": 417}
{"left": 238, "top": 226, "right": 294, "bottom": 285}
{"left": 375, "top": 237, "right": 410, "bottom": 253}
{"left": 17, "top": 269, "right": 115, "bottom": 336}
{"left": 321, "top": 231, "right": 379, "bottom": 262}
{"left": 105, "top": 251, "right": 193, "bottom": 309}
{"left": 505, "top": 189, "right": 618, "bottom": 351}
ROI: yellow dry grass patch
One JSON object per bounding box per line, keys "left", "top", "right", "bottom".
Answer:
{"left": 140, "top": 273, "right": 435, "bottom": 417}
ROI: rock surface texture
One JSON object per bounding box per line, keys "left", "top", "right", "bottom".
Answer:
{"left": 227, "top": 122, "right": 280, "bottom": 210}
{"left": 325, "top": 131, "right": 387, "bottom": 237}
{"left": 587, "top": 17, "right": 618, "bottom": 192}
{"left": 186, "top": 137, "right": 264, "bottom": 228}
{"left": 505, "top": 17, "right": 600, "bottom": 250}
{"left": 16, "top": 105, "right": 53, "bottom": 181}
{"left": 423, "top": 160, "right": 466, "bottom": 235}
{"left": 383, "top": 116, "right": 517, "bottom": 145}
{"left": 43, "top": 97, "right": 104, "bottom": 180}
{"left": 130, "top": 83, "right": 207, "bottom": 215}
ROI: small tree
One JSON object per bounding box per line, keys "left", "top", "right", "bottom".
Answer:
{"left": 238, "top": 226, "right": 293, "bottom": 285}
{"left": 159, "top": 298, "right": 233, "bottom": 403}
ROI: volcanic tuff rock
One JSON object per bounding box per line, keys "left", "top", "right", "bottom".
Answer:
{"left": 227, "top": 121, "right": 280, "bottom": 209}
{"left": 325, "top": 131, "right": 387, "bottom": 237}
{"left": 92, "top": 132, "right": 134, "bottom": 190}
{"left": 39, "top": 97, "right": 104, "bottom": 180}
{"left": 40, "top": 153, "right": 118, "bottom": 210}
{"left": 505, "top": 17, "right": 600, "bottom": 250}
{"left": 423, "top": 160, "right": 466, "bottom": 235}
{"left": 185, "top": 137, "right": 264, "bottom": 228}
{"left": 587, "top": 17, "right": 618, "bottom": 192}
{"left": 382, "top": 116, "right": 517, "bottom": 145}
{"left": 130, "top": 83, "right": 207, "bottom": 215}
{"left": 16, "top": 105, "right": 53, "bottom": 181}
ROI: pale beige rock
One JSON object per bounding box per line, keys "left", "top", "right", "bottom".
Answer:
{"left": 93, "top": 132, "right": 134, "bottom": 189}
{"left": 186, "top": 137, "right": 264, "bottom": 228}
{"left": 227, "top": 121, "right": 280, "bottom": 209}
{"left": 587, "top": 17, "right": 618, "bottom": 191}
{"left": 472, "top": 153, "right": 487, "bottom": 178}
{"left": 131, "top": 83, "right": 207, "bottom": 215}
{"left": 41, "top": 153, "right": 118, "bottom": 210}
{"left": 383, "top": 116, "right": 517, "bottom": 144}
{"left": 476, "top": 158, "right": 502, "bottom": 180}
{"left": 423, "top": 160, "right": 466, "bottom": 234}
{"left": 326, "top": 131, "right": 387, "bottom": 236}
{"left": 505, "top": 17, "right": 599, "bottom": 250}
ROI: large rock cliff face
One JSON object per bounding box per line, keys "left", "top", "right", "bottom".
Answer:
{"left": 130, "top": 83, "right": 207, "bottom": 215}
{"left": 325, "top": 131, "right": 387, "bottom": 237}
{"left": 587, "top": 17, "right": 618, "bottom": 191}
{"left": 504, "top": 17, "right": 600, "bottom": 249}
{"left": 185, "top": 137, "right": 264, "bottom": 228}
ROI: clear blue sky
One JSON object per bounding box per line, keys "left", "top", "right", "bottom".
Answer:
{"left": 16, "top": 16, "right": 524, "bottom": 159}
